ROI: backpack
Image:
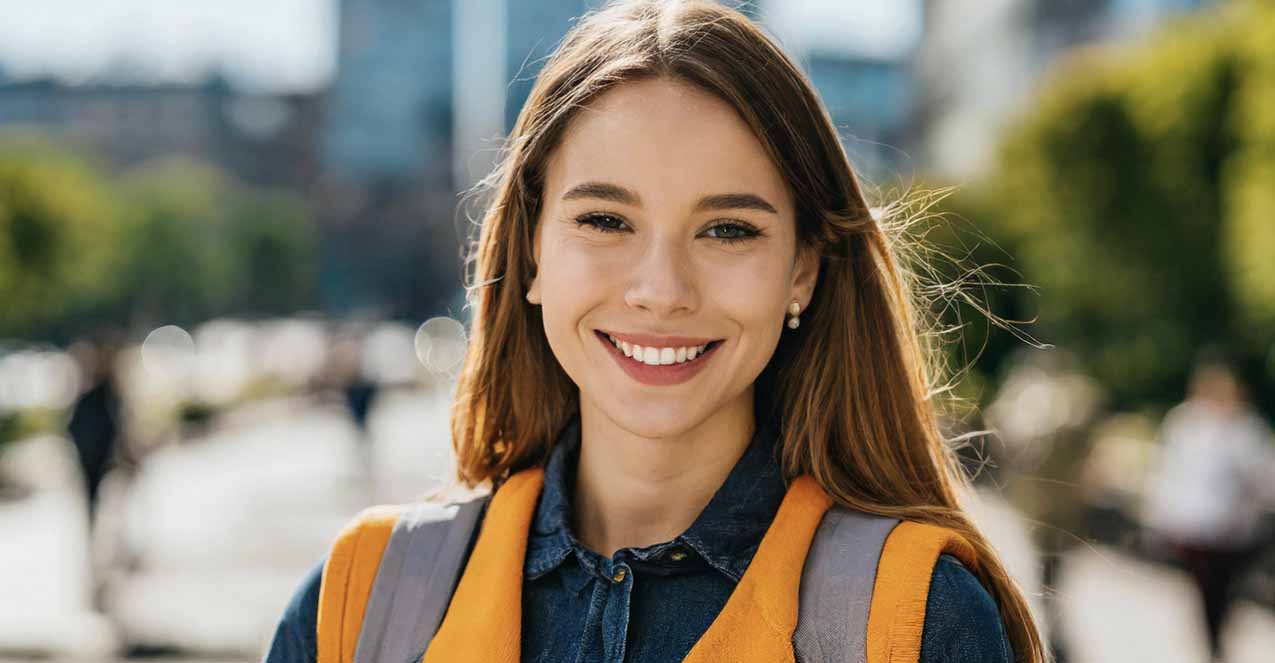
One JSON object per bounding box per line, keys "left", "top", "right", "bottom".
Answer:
{"left": 317, "top": 485, "right": 977, "bottom": 663}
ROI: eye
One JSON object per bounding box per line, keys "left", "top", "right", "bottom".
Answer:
{"left": 572, "top": 213, "right": 762, "bottom": 244}
{"left": 574, "top": 213, "right": 628, "bottom": 233}
{"left": 703, "top": 221, "right": 761, "bottom": 244}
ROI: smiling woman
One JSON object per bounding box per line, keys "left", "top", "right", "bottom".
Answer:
{"left": 264, "top": 2, "right": 1046, "bottom": 663}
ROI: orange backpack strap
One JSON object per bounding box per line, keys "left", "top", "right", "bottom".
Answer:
{"left": 865, "top": 521, "right": 979, "bottom": 663}
{"left": 316, "top": 505, "right": 405, "bottom": 663}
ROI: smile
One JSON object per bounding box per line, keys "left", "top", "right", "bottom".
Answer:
{"left": 593, "top": 330, "right": 723, "bottom": 386}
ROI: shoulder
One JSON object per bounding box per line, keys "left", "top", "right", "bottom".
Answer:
{"left": 263, "top": 558, "right": 324, "bottom": 663}
{"left": 919, "top": 553, "right": 1014, "bottom": 663}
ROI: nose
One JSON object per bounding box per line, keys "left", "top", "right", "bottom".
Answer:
{"left": 623, "top": 239, "right": 699, "bottom": 317}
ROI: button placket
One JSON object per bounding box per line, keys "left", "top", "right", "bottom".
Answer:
{"left": 611, "top": 563, "right": 629, "bottom": 583}
{"left": 601, "top": 561, "right": 634, "bottom": 663}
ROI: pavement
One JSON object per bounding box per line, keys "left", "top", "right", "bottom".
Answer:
{"left": 0, "top": 387, "right": 454, "bottom": 659}
{"left": 1056, "top": 543, "right": 1275, "bottom": 663}
{"left": 0, "top": 434, "right": 119, "bottom": 659}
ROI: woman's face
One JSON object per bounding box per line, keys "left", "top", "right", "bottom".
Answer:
{"left": 527, "top": 77, "right": 819, "bottom": 437}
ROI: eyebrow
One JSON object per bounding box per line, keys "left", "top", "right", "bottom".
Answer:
{"left": 561, "top": 181, "right": 778, "bottom": 215}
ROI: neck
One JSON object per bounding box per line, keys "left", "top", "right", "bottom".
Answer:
{"left": 572, "top": 390, "right": 756, "bottom": 558}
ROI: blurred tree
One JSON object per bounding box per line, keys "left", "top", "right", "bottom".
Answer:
{"left": 225, "top": 190, "right": 320, "bottom": 316}
{"left": 1224, "top": 10, "right": 1275, "bottom": 353}
{"left": 0, "top": 133, "right": 124, "bottom": 341}
{"left": 0, "top": 139, "right": 319, "bottom": 343}
{"left": 947, "top": 0, "right": 1275, "bottom": 415}
{"left": 116, "top": 159, "right": 319, "bottom": 327}
{"left": 115, "top": 158, "right": 240, "bottom": 328}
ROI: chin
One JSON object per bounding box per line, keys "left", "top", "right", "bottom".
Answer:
{"left": 591, "top": 396, "right": 710, "bottom": 440}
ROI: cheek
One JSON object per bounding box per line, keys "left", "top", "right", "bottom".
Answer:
{"left": 542, "top": 238, "right": 612, "bottom": 284}
{"left": 727, "top": 259, "right": 792, "bottom": 380}
{"left": 712, "top": 253, "right": 793, "bottom": 322}
{"left": 536, "top": 238, "right": 612, "bottom": 336}
{"left": 539, "top": 237, "right": 613, "bottom": 301}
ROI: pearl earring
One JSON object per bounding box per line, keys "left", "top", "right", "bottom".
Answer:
{"left": 787, "top": 300, "right": 801, "bottom": 329}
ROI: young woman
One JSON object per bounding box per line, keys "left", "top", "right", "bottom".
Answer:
{"left": 266, "top": 1, "right": 1046, "bottom": 661}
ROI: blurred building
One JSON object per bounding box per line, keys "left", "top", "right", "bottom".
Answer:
{"left": 313, "top": 0, "right": 458, "bottom": 320}
{"left": 504, "top": 1, "right": 594, "bottom": 133}
{"left": 323, "top": 0, "right": 453, "bottom": 184}
{"left": 805, "top": 53, "right": 917, "bottom": 184}
{"left": 0, "top": 74, "right": 320, "bottom": 193}
{"left": 760, "top": 1, "right": 924, "bottom": 184}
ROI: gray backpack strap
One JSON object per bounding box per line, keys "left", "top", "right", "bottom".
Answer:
{"left": 352, "top": 493, "right": 490, "bottom": 663}
{"left": 793, "top": 506, "right": 901, "bottom": 663}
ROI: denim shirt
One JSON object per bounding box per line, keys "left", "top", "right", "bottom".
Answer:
{"left": 264, "top": 414, "right": 1013, "bottom": 663}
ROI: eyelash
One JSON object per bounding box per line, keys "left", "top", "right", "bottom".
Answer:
{"left": 573, "top": 213, "right": 762, "bottom": 244}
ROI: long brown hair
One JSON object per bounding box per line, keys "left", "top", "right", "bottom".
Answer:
{"left": 443, "top": 1, "right": 1045, "bottom": 660}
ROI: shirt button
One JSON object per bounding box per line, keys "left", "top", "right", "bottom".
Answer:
{"left": 611, "top": 566, "right": 628, "bottom": 583}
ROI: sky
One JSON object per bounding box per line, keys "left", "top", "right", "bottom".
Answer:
{"left": 0, "top": 0, "right": 920, "bottom": 92}
{"left": 0, "top": 0, "right": 338, "bottom": 92}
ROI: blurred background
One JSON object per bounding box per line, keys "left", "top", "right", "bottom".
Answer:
{"left": 1, "top": 0, "right": 1273, "bottom": 661}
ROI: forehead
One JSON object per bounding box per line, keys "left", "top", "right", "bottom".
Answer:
{"left": 544, "top": 77, "right": 792, "bottom": 212}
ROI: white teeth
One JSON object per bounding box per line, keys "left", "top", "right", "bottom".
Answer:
{"left": 607, "top": 333, "right": 714, "bottom": 366}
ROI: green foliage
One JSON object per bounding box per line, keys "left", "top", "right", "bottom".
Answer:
{"left": 957, "top": 1, "right": 1275, "bottom": 410}
{"left": 115, "top": 159, "right": 241, "bottom": 326}
{"left": 0, "top": 134, "right": 124, "bottom": 339}
{"left": 225, "top": 190, "right": 320, "bottom": 316}
{"left": 1224, "top": 9, "right": 1275, "bottom": 342}
{"left": 0, "top": 137, "right": 320, "bottom": 342}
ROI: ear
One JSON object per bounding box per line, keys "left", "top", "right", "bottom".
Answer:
{"left": 526, "top": 219, "right": 543, "bottom": 305}
{"left": 790, "top": 242, "right": 820, "bottom": 311}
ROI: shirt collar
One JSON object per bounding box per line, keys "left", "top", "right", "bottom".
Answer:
{"left": 524, "top": 412, "right": 788, "bottom": 583}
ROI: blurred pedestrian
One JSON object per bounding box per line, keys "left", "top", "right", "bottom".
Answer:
{"left": 342, "top": 355, "right": 378, "bottom": 446}
{"left": 65, "top": 328, "right": 124, "bottom": 528}
{"left": 320, "top": 330, "right": 378, "bottom": 483}
{"left": 1142, "top": 351, "right": 1275, "bottom": 662}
